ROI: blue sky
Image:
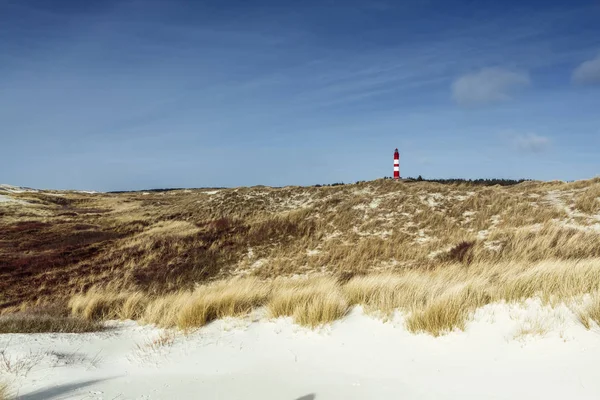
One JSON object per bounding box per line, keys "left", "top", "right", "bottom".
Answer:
{"left": 1, "top": 0, "right": 599, "bottom": 191}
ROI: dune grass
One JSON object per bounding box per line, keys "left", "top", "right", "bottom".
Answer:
{"left": 3, "top": 177, "right": 599, "bottom": 311}
{"left": 268, "top": 277, "right": 349, "bottom": 327}
{"left": 69, "top": 290, "right": 131, "bottom": 321}
{"left": 577, "top": 291, "right": 600, "bottom": 330}
{"left": 175, "top": 278, "right": 271, "bottom": 329}
{"left": 405, "top": 285, "right": 491, "bottom": 336}
{"left": 4, "top": 177, "right": 600, "bottom": 335}
{"left": 67, "top": 258, "right": 600, "bottom": 335}
{"left": 574, "top": 183, "right": 600, "bottom": 214}
{"left": 514, "top": 315, "right": 553, "bottom": 339}
{"left": 0, "top": 382, "right": 9, "bottom": 400}
{"left": 0, "top": 306, "right": 102, "bottom": 334}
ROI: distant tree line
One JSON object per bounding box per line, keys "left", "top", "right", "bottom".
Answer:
{"left": 313, "top": 182, "right": 347, "bottom": 187}
{"left": 389, "top": 176, "right": 530, "bottom": 186}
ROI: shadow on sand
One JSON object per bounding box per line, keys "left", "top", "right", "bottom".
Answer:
{"left": 18, "top": 379, "right": 314, "bottom": 400}
{"left": 17, "top": 378, "right": 112, "bottom": 400}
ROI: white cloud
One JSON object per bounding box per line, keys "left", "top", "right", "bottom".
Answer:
{"left": 514, "top": 133, "right": 550, "bottom": 153}
{"left": 572, "top": 55, "right": 600, "bottom": 85}
{"left": 452, "top": 67, "right": 530, "bottom": 106}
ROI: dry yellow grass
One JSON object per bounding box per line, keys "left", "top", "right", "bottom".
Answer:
{"left": 70, "top": 278, "right": 272, "bottom": 329}
{"left": 69, "top": 290, "right": 131, "bottom": 321}
{"left": 118, "top": 292, "right": 149, "bottom": 320}
{"left": 514, "top": 315, "right": 552, "bottom": 339}
{"left": 343, "top": 273, "right": 432, "bottom": 314}
{"left": 72, "top": 277, "right": 349, "bottom": 329}
{"left": 176, "top": 278, "right": 270, "bottom": 329}
{"left": 134, "top": 330, "right": 176, "bottom": 358}
{"left": 0, "top": 382, "right": 10, "bottom": 400}
{"left": 575, "top": 183, "right": 600, "bottom": 214}
{"left": 142, "top": 293, "right": 191, "bottom": 327}
{"left": 68, "top": 257, "right": 600, "bottom": 335}
{"left": 405, "top": 285, "right": 491, "bottom": 336}
{"left": 269, "top": 277, "right": 349, "bottom": 327}
{"left": 577, "top": 291, "right": 600, "bottom": 330}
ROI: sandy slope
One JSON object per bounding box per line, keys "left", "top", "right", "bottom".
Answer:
{"left": 2, "top": 301, "right": 600, "bottom": 400}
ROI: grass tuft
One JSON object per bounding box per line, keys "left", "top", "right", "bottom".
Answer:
{"left": 176, "top": 278, "right": 271, "bottom": 329}
{"left": 69, "top": 290, "right": 112, "bottom": 320}
{"left": 0, "top": 382, "right": 10, "bottom": 400}
{"left": 269, "top": 277, "right": 349, "bottom": 327}
{"left": 514, "top": 315, "right": 552, "bottom": 339}
{"left": 118, "top": 292, "right": 149, "bottom": 320}
{"left": 577, "top": 291, "right": 600, "bottom": 330}
{"left": 405, "top": 285, "right": 491, "bottom": 336}
{"left": 574, "top": 183, "right": 600, "bottom": 214}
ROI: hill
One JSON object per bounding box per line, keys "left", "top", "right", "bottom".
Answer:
{"left": 1, "top": 178, "right": 600, "bottom": 335}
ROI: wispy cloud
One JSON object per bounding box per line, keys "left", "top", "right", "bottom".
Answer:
{"left": 572, "top": 54, "right": 600, "bottom": 85}
{"left": 514, "top": 133, "right": 551, "bottom": 153}
{"left": 452, "top": 67, "right": 530, "bottom": 106}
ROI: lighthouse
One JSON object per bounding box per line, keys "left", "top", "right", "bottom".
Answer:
{"left": 393, "top": 148, "right": 400, "bottom": 180}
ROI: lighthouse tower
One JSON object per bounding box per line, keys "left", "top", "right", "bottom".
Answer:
{"left": 393, "top": 148, "right": 400, "bottom": 180}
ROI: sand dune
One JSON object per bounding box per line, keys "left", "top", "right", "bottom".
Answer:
{"left": 2, "top": 301, "right": 600, "bottom": 400}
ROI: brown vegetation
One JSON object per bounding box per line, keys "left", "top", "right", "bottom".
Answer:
{"left": 2, "top": 178, "right": 600, "bottom": 334}
{"left": 0, "top": 305, "right": 102, "bottom": 334}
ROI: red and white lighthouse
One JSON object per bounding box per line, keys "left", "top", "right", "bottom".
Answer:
{"left": 393, "top": 148, "right": 400, "bottom": 180}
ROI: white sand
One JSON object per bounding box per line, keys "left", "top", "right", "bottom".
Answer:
{"left": 76, "top": 191, "right": 100, "bottom": 194}
{"left": 0, "top": 195, "right": 28, "bottom": 205}
{"left": 0, "top": 184, "right": 37, "bottom": 194}
{"left": 2, "top": 301, "right": 600, "bottom": 400}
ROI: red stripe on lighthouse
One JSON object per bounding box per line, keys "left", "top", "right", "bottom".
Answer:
{"left": 393, "top": 148, "right": 400, "bottom": 180}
